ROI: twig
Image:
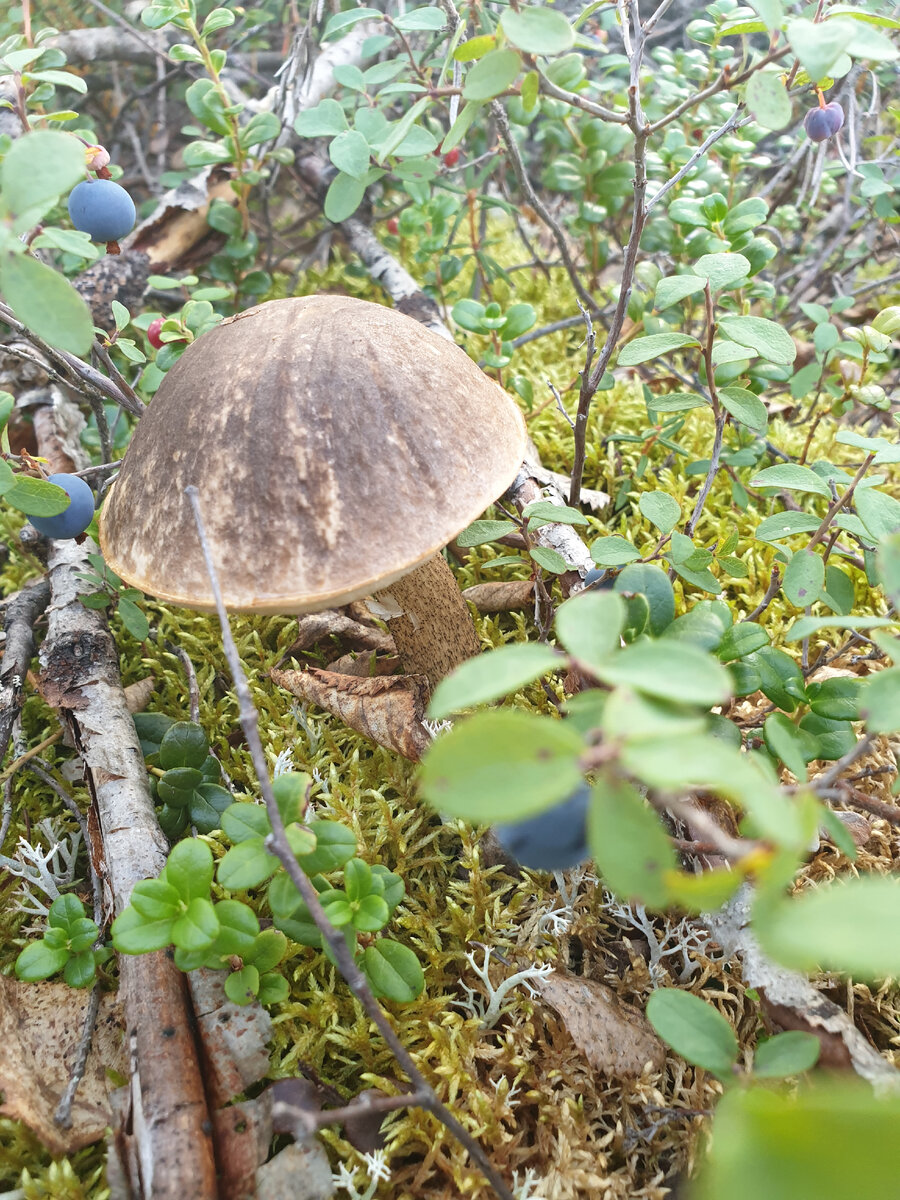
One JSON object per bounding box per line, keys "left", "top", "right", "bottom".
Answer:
{"left": 184, "top": 486, "right": 515, "bottom": 1200}
{"left": 0, "top": 729, "right": 64, "bottom": 785}
{"left": 491, "top": 102, "right": 601, "bottom": 317}
{"left": 54, "top": 982, "right": 103, "bottom": 1129}
{"left": 686, "top": 282, "right": 724, "bottom": 537}
{"left": 742, "top": 566, "right": 781, "bottom": 623}
{"left": 811, "top": 734, "right": 876, "bottom": 793}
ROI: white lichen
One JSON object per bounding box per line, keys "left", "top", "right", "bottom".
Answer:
{"left": 455, "top": 944, "right": 554, "bottom": 1029}
{"left": 2, "top": 818, "right": 82, "bottom": 928}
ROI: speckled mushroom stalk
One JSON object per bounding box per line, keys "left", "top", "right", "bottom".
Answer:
{"left": 99, "top": 295, "right": 526, "bottom": 689}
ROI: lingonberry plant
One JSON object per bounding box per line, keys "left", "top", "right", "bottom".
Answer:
{"left": 0, "top": 0, "right": 898, "bottom": 1197}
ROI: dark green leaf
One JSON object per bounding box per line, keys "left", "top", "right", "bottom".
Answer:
{"left": 646, "top": 988, "right": 738, "bottom": 1075}
{"left": 587, "top": 777, "right": 677, "bottom": 908}
{"left": 363, "top": 939, "right": 424, "bottom": 1002}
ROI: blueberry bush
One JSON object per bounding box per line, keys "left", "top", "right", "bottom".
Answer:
{"left": 0, "top": 0, "right": 899, "bottom": 1197}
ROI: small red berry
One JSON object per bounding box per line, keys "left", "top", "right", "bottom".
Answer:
{"left": 147, "top": 318, "right": 165, "bottom": 349}
{"left": 443, "top": 148, "right": 460, "bottom": 168}
{"left": 386, "top": 217, "right": 399, "bottom": 235}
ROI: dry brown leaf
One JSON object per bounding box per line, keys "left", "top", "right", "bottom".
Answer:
{"left": 271, "top": 667, "right": 431, "bottom": 760}
{"left": 325, "top": 650, "right": 401, "bottom": 677}
{"left": 123, "top": 675, "right": 156, "bottom": 713}
{"left": 533, "top": 971, "right": 666, "bottom": 1079}
{"left": 0, "top": 974, "right": 126, "bottom": 1155}
{"left": 462, "top": 581, "right": 535, "bottom": 613}
{"left": 280, "top": 611, "right": 394, "bottom": 663}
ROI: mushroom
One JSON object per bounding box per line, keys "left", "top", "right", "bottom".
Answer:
{"left": 99, "top": 295, "right": 527, "bottom": 687}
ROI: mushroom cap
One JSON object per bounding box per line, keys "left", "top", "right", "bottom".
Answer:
{"left": 99, "top": 295, "right": 527, "bottom": 613}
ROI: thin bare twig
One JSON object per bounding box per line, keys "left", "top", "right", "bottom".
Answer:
{"left": 184, "top": 486, "right": 515, "bottom": 1200}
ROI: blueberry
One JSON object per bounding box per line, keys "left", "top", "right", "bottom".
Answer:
{"left": 67, "top": 178, "right": 136, "bottom": 243}
{"left": 804, "top": 102, "right": 844, "bottom": 143}
{"left": 494, "top": 785, "right": 591, "bottom": 871}
{"left": 28, "top": 473, "right": 95, "bottom": 539}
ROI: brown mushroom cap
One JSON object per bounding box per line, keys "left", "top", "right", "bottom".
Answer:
{"left": 99, "top": 295, "right": 527, "bottom": 612}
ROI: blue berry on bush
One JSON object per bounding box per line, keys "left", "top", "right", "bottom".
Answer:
{"left": 804, "top": 102, "right": 844, "bottom": 143}
{"left": 68, "top": 178, "right": 136, "bottom": 242}
{"left": 28, "top": 473, "right": 95, "bottom": 539}
{"left": 494, "top": 785, "right": 591, "bottom": 871}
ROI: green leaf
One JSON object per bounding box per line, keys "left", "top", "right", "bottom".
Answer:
{"left": 0, "top": 129, "right": 85, "bottom": 217}
{"left": 717, "top": 623, "right": 769, "bottom": 662}
{"left": 63, "top": 950, "right": 97, "bottom": 989}
{"left": 217, "top": 837, "right": 279, "bottom": 891}
{"left": 352, "top": 893, "right": 391, "bottom": 932}
{"left": 753, "top": 1031, "right": 820, "bottom": 1079}
{"left": 222, "top": 801, "right": 270, "bottom": 843}
{"left": 441, "top": 100, "right": 482, "bottom": 154}
{"left": 363, "top": 939, "right": 424, "bottom": 1002}
{"left": 128, "top": 878, "right": 181, "bottom": 922}
{"left": 693, "top": 1081, "right": 900, "bottom": 1200}
{"left": 861, "top": 668, "right": 900, "bottom": 734}
{"left": 646, "top": 989, "right": 738, "bottom": 1075}
{"left": 165, "top": 837, "right": 214, "bottom": 902}
{"left": 719, "top": 387, "right": 768, "bottom": 433}
{"left": 456, "top": 518, "right": 517, "bottom": 547}
{"left": 763, "top": 712, "right": 813, "bottom": 779}
{"left": 295, "top": 819, "right": 357, "bottom": 875}
{"left": 294, "top": 99, "right": 348, "bottom": 137}
{"left": 591, "top": 640, "right": 733, "bottom": 708}
{"left": 747, "top": 0, "right": 783, "bottom": 31}
{"left": 786, "top": 615, "right": 895, "bottom": 641}
{"left": 554, "top": 590, "right": 625, "bottom": 673}
{"left": 639, "top": 491, "right": 681, "bottom": 534}
{"left": 522, "top": 500, "right": 588, "bottom": 527}
{"left": 746, "top": 71, "right": 792, "bottom": 130}
{"left": 159, "top": 721, "right": 208, "bottom": 770}
{"left": 693, "top": 252, "right": 752, "bottom": 291}
{"left": 0, "top": 252, "right": 94, "bottom": 354}
{"left": 15, "top": 940, "right": 70, "bottom": 981}
{"left": 462, "top": 49, "right": 522, "bottom": 101}
{"left": 782, "top": 549, "right": 825, "bottom": 608}
{"left": 654, "top": 275, "right": 704, "bottom": 309}
{"left": 617, "top": 334, "right": 700, "bottom": 366}
{"left": 323, "top": 171, "right": 366, "bottom": 222}
{"left": 245, "top": 927, "right": 287, "bottom": 973}
{"left": 375, "top": 95, "right": 429, "bottom": 160}
{"left": 756, "top": 510, "right": 821, "bottom": 542}
{"left": 500, "top": 6, "right": 574, "bottom": 54}
{"left": 111, "top": 905, "right": 175, "bottom": 954}
{"left": 321, "top": 7, "right": 382, "bottom": 39}
{"left": 428, "top": 643, "right": 561, "bottom": 719}
{"left": 171, "top": 896, "right": 219, "bottom": 953}
{"left": 328, "top": 129, "right": 370, "bottom": 180}
{"left": 225, "top": 964, "right": 260, "bottom": 1005}
{"left": 418, "top": 709, "right": 584, "bottom": 823}
{"left": 615, "top": 564, "right": 675, "bottom": 635}
{"left": 393, "top": 7, "right": 447, "bottom": 31}
{"left": 209, "top": 899, "right": 259, "bottom": 957}
{"left": 855, "top": 487, "right": 900, "bottom": 542}
{"left": 785, "top": 17, "right": 857, "bottom": 81}
{"left": 806, "top": 677, "right": 862, "bottom": 721}
{"left": 718, "top": 316, "right": 796, "bottom": 365}
{"left": 530, "top": 546, "right": 568, "bottom": 574}
{"left": 587, "top": 777, "right": 677, "bottom": 908}
{"left": 757, "top": 876, "right": 900, "bottom": 980}
{"left": 271, "top": 772, "right": 309, "bottom": 825}
{"left": 750, "top": 464, "right": 831, "bottom": 498}
{"left": 590, "top": 535, "right": 641, "bottom": 567}
{"left": 257, "top": 971, "right": 290, "bottom": 1005}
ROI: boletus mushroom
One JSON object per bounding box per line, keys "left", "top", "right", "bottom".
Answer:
{"left": 100, "top": 295, "right": 527, "bottom": 687}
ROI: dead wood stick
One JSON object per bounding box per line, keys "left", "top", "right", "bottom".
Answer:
{"left": 0, "top": 576, "right": 50, "bottom": 770}
{"left": 39, "top": 538, "right": 217, "bottom": 1200}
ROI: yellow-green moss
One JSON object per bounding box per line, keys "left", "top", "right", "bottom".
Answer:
{"left": 1, "top": 225, "right": 898, "bottom": 1198}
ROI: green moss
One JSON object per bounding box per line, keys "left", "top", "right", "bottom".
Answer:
{"left": 2, "top": 224, "right": 896, "bottom": 1197}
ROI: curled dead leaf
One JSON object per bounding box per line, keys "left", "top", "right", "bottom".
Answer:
{"left": 533, "top": 970, "right": 666, "bottom": 1079}
{"left": 462, "top": 581, "right": 535, "bottom": 613}
{"left": 271, "top": 666, "right": 431, "bottom": 761}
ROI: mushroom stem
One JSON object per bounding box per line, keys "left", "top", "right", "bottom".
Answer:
{"left": 373, "top": 553, "right": 480, "bottom": 690}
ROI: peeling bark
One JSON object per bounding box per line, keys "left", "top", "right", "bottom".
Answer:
{"left": 39, "top": 539, "right": 218, "bottom": 1200}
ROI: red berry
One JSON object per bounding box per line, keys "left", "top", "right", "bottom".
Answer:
{"left": 443, "top": 148, "right": 460, "bottom": 167}
{"left": 386, "top": 218, "right": 399, "bottom": 235}
{"left": 147, "top": 318, "right": 165, "bottom": 349}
